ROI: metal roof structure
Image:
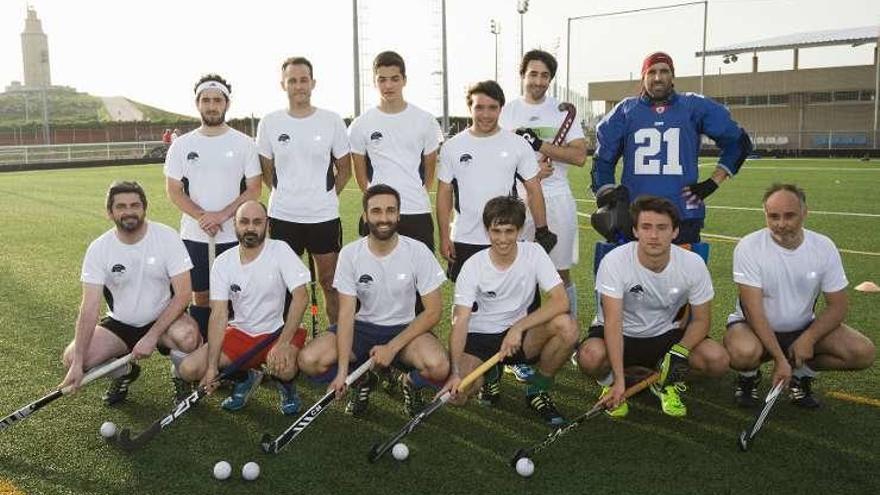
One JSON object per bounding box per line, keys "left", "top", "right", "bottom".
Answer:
{"left": 696, "top": 25, "right": 879, "bottom": 57}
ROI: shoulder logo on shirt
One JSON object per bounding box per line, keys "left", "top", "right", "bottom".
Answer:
{"left": 357, "top": 274, "right": 374, "bottom": 286}
{"left": 111, "top": 264, "right": 126, "bottom": 274}
{"left": 230, "top": 284, "right": 241, "bottom": 293}
{"left": 278, "top": 133, "right": 291, "bottom": 145}
{"left": 628, "top": 284, "right": 644, "bottom": 297}
{"left": 186, "top": 151, "right": 200, "bottom": 162}
{"left": 484, "top": 290, "right": 497, "bottom": 298}
{"left": 369, "top": 131, "right": 383, "bottom": 143}
{"left": 459, "top": 153, "right": 473, "bottom": 164}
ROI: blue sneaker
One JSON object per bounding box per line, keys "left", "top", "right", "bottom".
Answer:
{"left": 276, "top": 380, "right": 301, "bottom": 415}
{"left": 505, "top": 364, "right": 536, "bottom": 383}
{"left": 221, "top": 369, "right": 263, "bottom": 412}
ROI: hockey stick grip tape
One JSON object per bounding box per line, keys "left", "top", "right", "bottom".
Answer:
{"left": 344, "top": 359, "right": 374, "bottom": 386}
{"left": 60, "top": 353, "right": 133, "bottom": 395}
{"left": 458, "top": 351, "right": 504, "bottom": 392}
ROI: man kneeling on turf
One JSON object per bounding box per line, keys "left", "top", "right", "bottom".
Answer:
{"left": 724, "top": 183, "right": 875, "bottom": 409}
{"left": 61, "top": 181, "right": 201, "bottom": 405}
{"left": 440, "top": 195, "right": 577, "bottom": 426}
{"left": 577, "top": 195, "right": 729, "bottom": 418}
{"left": 297, "top": 184, "right": 449, "bottom": 418}
{"left": 178, "top": 200, "right": 311, "bottom": 415}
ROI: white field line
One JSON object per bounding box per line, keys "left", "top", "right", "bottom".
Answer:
{"left": 575, "top": 212, "right": 880, "bottom": 257}
{"left": 697, "top": 164, "right": 880, "bottom": 172}
{"left": 574, "top": 198, "right": 880, "bottom": 218}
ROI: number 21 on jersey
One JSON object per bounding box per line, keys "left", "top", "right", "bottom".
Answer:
{"left": 633, "top": 127, "right": 682, "bottom": 175}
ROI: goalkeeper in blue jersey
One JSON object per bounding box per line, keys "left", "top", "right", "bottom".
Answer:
{"left": 591, "top": 52, "right": 752, "bottom": 244}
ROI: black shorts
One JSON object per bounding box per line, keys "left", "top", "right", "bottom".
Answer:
{"left": 727, "top": 320, "right": 809, "bottom": 361}
{"left": 447, "top": 242, "right": 489, "bottom": 282}
{"left": 99, "top": 316, "right": 169, "bottom": 354}
{"left": 464, "top": 329, "right": 540, "bottom": 365}
{"left": 329, "top": 321, "right": 414, "bottom": 372}
{"left": 183, "top": 239, "right": 238, "bottom": 292}
{"left": 269, "top": 217, "right": 342, "bottom": 256}
{"left": 358, "top": 213, "right": 435, "bottom": 252}
{"left": 585, "top": 325, "right": 685, "bottom": 369}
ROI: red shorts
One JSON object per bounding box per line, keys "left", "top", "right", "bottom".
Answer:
{"left": 221, "top": 326, "right": 307, "bottom": 369}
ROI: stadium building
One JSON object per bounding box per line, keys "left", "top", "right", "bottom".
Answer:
{"left": 587, "top": 27, "right": 880, "bottom": 156}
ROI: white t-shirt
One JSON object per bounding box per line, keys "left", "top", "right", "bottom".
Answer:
{"left": 164, "top": 128, "right": 262, "bottom": 243}
{"left": 454, "top": 242, "right": 562, "bottom": 335}
{"left": 81, "top": 221, "right": 193, "bottom": 327}
{"left": 209, "top": 239, "right": 310, "bottom": 336}
{"left": 595, "top": 242, "right": 714, "bottom": 338}
{"left": 333, "top": 235, "right": 446, "bottom": 326}
{"left": 437, "top": 129, "right": 538, "bottom": 245}
{"left": 256, "top": 108, "right": 350, "bottom": 223}
{"left": 728, "top": 228, "right": 848, "bottom": 333}
{"left": 348, "top": 104, "right": 442, "bottom": 214}
{"left": 500, "top": 96, "right": 585, "bottom": 197}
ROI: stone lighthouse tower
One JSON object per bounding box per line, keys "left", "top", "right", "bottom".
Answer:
{"left": 21, "top": 6, "right": 51, "bottom": 88}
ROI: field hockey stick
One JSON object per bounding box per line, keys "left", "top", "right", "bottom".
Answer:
{"left": 113, "top": 327, "right": 282, "bottom": 451}
{"left": 367, "top": 351, "right": 503, "bottom": 463}
{"left": 307, "top": 252, "right": 319, "bottom": 338}
{"left": 737, "top": 379, "right": 785, "bottom": 452}
{"left": 260, "top": 359, "right": 374, "bottom": 454}
{"left": 207, "top": 235, "right": 216, "bottom": 268}
{"left": 1, "top": 354, "right": 132, "bottom": 431}
{"left": 510, "top": 371, "right": 659, "bottom": 465}
{"left": 551, "top": 102, "right": 576, "bottom": 147}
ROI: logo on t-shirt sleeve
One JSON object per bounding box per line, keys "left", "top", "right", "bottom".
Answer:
{"left": 230, "top": 283, "right": 241, "bottom": 293}
{"left": 459, "top": 153, "right": 473, "bottom": 164}
{"left": 186, "top": 151, "right": 200, "bottom": 162}
{"left": 357, "top": 274, "right": 374, "bottom": 286}
{"left": 111, "top": 263, "right": 126, "bottom": 274}
{"left": 369, "top": 131, "right": 383, "bottom": 143}
{"left": 278, "top": 133, "right": 291, "bottom": 145}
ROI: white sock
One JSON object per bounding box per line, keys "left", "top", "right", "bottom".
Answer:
{"left": 597, "top": 371, "right": 614, "bottom": 387}
{"left": 565, "top": 283, "right": 578, "bottom": 322}
{"left": 793, "top": 365, "right": 817, "bottom": 379}
{"left": 169, "top": 349, "right": 188, "bottom": 378}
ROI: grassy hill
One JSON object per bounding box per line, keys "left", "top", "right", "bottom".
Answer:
{"left": 0, "top": 87, "right": 189, "bottom": 127}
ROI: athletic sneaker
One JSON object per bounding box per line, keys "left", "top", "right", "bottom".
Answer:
{"left": 276, "top": 380, "right": 301, "bottom": 415}
{"left": 527, "top": 392, "right": 566, "bottom": 426}
{"left": 598, "top": 386, "right": 629, "bottom": 418}
{"left": 345, "top": 371, "right": 377, "bottom": 417}
{"left": 734, "top": 371, "right": 762, "bottom": 408}
{"left": 399, "top": 373, "right": 424, "bottom": 418}
{"left": 789, "top": 376, "right": 821, "bottom": 409}
{"left": 103, "top": 362, "right": 141, "bottom": 406}
{"left": 171, "top": 376, "right": 194, "bottom": 406}
{"left": 651, "top": 382, "right": 688, "bottom": 417}
{"left": 505, "top": 364, "right": 536, "bottom": 383}
{"left": 220, "top": 369, "right": 263, "bottom": 412}
{"left": 477, "top": 364, "right": 502, "bottom": 407}
{"left": 378, "top": 367, "right": 402, "bottom": 397}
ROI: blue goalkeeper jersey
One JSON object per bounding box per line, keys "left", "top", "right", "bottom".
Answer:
{"left": 591, "top": 91, "right": 751, "bottom": 222}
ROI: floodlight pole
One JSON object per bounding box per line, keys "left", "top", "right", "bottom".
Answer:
{"left": 352, "top": 0, "right": 361, "bottom": 118}
{"left": 565, "top": 1, "right": 707, "bottom": 104}
{"left": 441, "top": 0, "right": 449, "bottom": 136}
{"left": 700, "top": 1, "right": 708, "bottom": 94}
{"left": 874, "top": 39, "right": 879, "bottom": 148}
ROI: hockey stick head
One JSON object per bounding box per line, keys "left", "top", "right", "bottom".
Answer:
{"left": 367, "top": 443, "right": 382, "bottom": 463}
{"left": 737, "top": 429, "right": 750, "bottom": 452}
{"left": 260, "top": 433, "right": 275, "bottom": 454}
{"left": 509, "top": 448, "right": 529, "bottom": 468}
{"left": 557, "top": 102, "right": 576, "bottom": 115}
{"left": 114, "top": 423, "right": 159, "bottom": 452}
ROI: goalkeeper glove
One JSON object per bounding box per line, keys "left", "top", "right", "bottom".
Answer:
{"left": 534, "top": 226, "right": 558, "bottom": 254}
{"left": 658, "top": 343, "right": 690, "bottom": 386}
{"left": 686, "top": 178, "right": 719, "bottom": 200}
{"left": 515, "top": 128, "right": 544, "bottom": 152}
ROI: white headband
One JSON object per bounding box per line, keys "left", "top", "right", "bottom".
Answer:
{"left": 195, "top": 80, "right": 231, "bottom": 98}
